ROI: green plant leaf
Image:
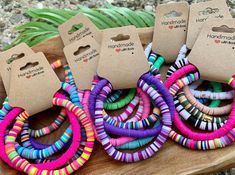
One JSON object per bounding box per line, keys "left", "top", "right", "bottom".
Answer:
{"left": 4, "top": 35, "right": 36, "bottom": 50}
{"left": 82, "top": 13, "right": 110, "bottom": 29}
{"left": 98, "top": 8, "right": 131, "bottom": 26}
{"left": 6, "top": 30, "right": 58, "bottom": 49}
{"left": 148, "top": 11, "right": 155, "bottom": 16}
{"left": 78, "top": 5, "right": 118, "bottom": 28}
{"left": 110, "top": 7, "right": 147, "bottom": 28}
{"left": 16, "top": 22, "right": 57, "bottom": 31}
{"left": 26, "top": 13, "right": 62, "bottom": 26}
{"left": 20, "top": 30, "right": 57, "bottom": 37}
{"left": 103, "top": 2, "right": 114, "bottom": 9}
{"left": 135, "top": 10, "right": 155, "bottom": 27}
{"left": 29, "top": 8, "right": 74, "bottom": 19}
{"left": 28, "top": 33, "right": 59, "bottom": 46}
{"left": 26, "top": 9, "right": 69, "bottom": 26}
{"left": 6, "top": 4, "right": 156, "bottom": 49}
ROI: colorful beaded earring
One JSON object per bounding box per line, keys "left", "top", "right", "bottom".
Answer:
{"left": 0, "top": 58, "right": 95, "bottom": 174}
{"left": 88, "top": 69, "right": 174, "bottom": 162}
{"left": 0, "top": 82, "right": 95, "bottom": 174}
{"left": 0, "top": 61, "right": 78, "bottom": 161}
{"left": 167, "top": 45, "right": 232, "bottom": 131}
{"left": 164, "top": 46, "right": 235, "bottom": 150}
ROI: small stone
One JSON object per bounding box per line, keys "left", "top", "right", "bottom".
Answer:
{"left": 70, "top": 0, "right": 78, "bottom": 5}
{"left": 13, "top": 2, "right": 21, "bottom": 8}
{"left": 82, "top": 1, "right": 96, "bottom": 8}
{"left": 14, "top": 9, "right": 21, "bottom": 14}
{"left": 2, "top": 36, "right": 11, "bottom": 45}
{"left": 0, "top": 21, "right": 5, "bottom": 28}
{"left": 10, "top": 14, "right": 24, "bottom": 24}
{"left": 107, "top": 0, "right": 114, "bottom": 3}
{"left": 4, "top": 6, "right": 13, "bottom": 12}
{"left": 144, "top": 4, "right": 153, "bottom": 12}
{"left": 36, "top": 2, "right": 44, "bottom": 9}
{"left": 3, "top": 0, "right": 13, "bottom": 6}
{"left": 230, "top": 8, "right": 235, "bottom": 16}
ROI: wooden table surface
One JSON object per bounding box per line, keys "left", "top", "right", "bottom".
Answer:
{"left": 1, "top": 32, "right": 235, "bottom": 175}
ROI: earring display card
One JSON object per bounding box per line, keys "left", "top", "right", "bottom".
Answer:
{"left": 152, "top": 2, "right": 189, "bottom": 63}
{"left": 58, "top": 13, "right": 102, "bottom": 46}
{"left": 186, "top": 0, "right": 232, "bottom": 49}
{"left": 98, "top": 26, "right": 149, "bottom": 90}
{"left": 0, "top": 43, "right": 35, "bottom": 95}
{"left": 64, "top": 36, "right": 100, "bottom": 90}
{"left": 188, "top": 19, "right": 235, "bottom": 83}
{"left": 8, "top": 52, "right": 61, "bottom": 115}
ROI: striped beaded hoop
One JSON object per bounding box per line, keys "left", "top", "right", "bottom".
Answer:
{"left": 165, "top": 57, "right": 235, "bottom": 150}
{"left": 0, "top": 83, "right": 95, "bottom": 174}
{"left": 89, "top": 73, "right": 174, "bottom": 162}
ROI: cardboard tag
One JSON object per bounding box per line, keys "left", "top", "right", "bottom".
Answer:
{"left": 97, "top": 26, "right": 149, "bottom": 90}
{"left": 186, "top": 0, "right": 231, "bottom": 49}
{"left": 0, "top": 43, "right": 35, "bottom": 95}
{"left": 64, "top": 36, "right": 100, "bottom": 90}
{"left": 152, "top": 2, "right": 189, "bottom": 63}
{"left": 188, "top": 19, "right": 235, "bottom": 83}
{"left": 58, "top": 13, "right": 101, "bottom": 46}
{"left": 137, "top": 27, "right": 154, "bottom": 47}
{"left": 8, "top": 52, "right": 61, "bottom": 115}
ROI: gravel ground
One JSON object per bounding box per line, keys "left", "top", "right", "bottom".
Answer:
{"left": 0, "top": 0, "right": 235, "bottom": 174}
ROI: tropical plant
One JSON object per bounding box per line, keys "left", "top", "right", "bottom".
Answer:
{"left": 5, "top": 3, "right": 155, "bottom": 50}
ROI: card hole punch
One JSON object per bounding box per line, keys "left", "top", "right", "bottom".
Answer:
{"left": 111, "top": 34, "right": 130, "bottom": 42}
{"left": 164, "top": 11, "right": 182, "bottom": 18}
{"left": 74, "top": 45, "right": 91, "bottom": 56}
{"left": 20, "top": 62, "right": 39, "bottom": 71}
{"left": 68, "top": 23, "right": 84, "bottom": 35}
{"left": 212, "top": 25, "right": 235, "bottom": 33}
{"left": 198, "top": 7, "right": 219, "bottom": 16}
{"left": 7, "top": 53, "right": 25, "bottom": 64}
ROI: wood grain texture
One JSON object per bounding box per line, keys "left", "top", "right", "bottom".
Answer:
{"left": 0, "top": 31, "right": 235, "bottom": 175}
